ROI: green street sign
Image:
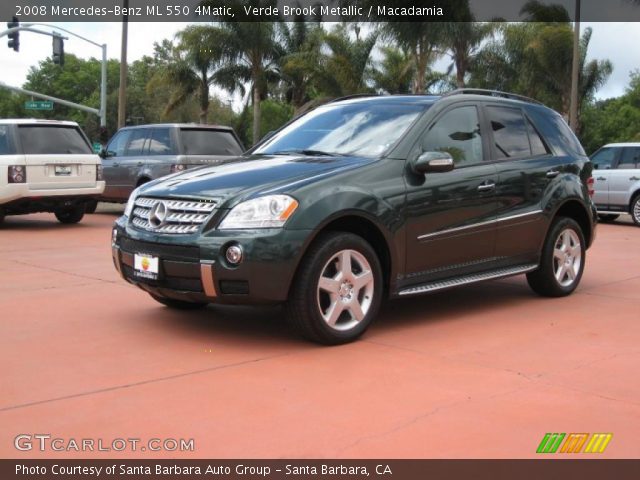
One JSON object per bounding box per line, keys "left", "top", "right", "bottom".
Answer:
{"left": 92, "top": 142, "right": 102, "bottom": 153}
{"left": 25, "top": 100, "right": 53, "bottom": 110}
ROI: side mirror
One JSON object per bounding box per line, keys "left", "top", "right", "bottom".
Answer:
{"left": 100, "top": 149, "right": 115, "bottom": 159}
{"left": 411, "top": 151, "right": 455, "bottom": 175}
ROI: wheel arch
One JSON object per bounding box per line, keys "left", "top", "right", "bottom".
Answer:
{"left": 549, "top": 199, "right": 595, "bottom": 248}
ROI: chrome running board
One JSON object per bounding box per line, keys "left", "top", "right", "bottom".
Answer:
{"left": 398, "top": 264, "right": 538, "bottom": 296}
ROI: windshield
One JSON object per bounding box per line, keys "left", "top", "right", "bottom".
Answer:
{"left": 254, "top": 102, "right": 428, "bottom": 158}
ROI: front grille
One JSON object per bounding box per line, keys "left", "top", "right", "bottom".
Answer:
{"left": 131, "top": 197, "right": 216, "bottom": 234}
{"left": 119, "top": 237, "right": 200, "bottom": 261}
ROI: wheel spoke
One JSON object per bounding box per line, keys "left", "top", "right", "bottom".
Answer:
{"left": 319, "top": 276, "right": 340, "bottom": 293}
{"left": 567, "top": 264, "right": 577, "bottom": 281}
{"left": 324, "top": 298, "right": 343, "bottom": 327}
{"left": 339, "top": 251, "right": 352, "bottom": 277}
{"left": 348, "top": 300, "right": 365, "bottom": 322}
{"left": 352, "top": 270, "right": 373, "bottom": 291}
{"left": 569, "top": 244, "right": 581, "bottom": 258}
{"left": 554, "top": 248, "right": 564, "bottom": 262}
{"left": 555, "top": 264, "right": 567, "bottom": 283}
{"left": 563, "top": 231, "right": 572, "bottom": 248}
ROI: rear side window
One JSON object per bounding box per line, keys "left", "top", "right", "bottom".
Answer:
{"left": 590, "top": 148, "right": 616, "bottom": 170}
{"left": 148, "top": 128, "right": 175, "bottom": 155}
{"left": 180, "top": 129, "right": 243, "bottom": 156}
{"left": 18, "top": 125, "right": 91, "bottom": 154}
{"left": 0, "top": 126, "right": 16, "bottom": 155}
{"left": 124, "top": 129, "right": 149, "bottom": 156}
{"left": 487, "top": 106, "right": 531, "bottom": 159}
{"left": 548, "top": 113, "right": 586, "bottom": 156}
{"left": 617, "top": 147, "right": 640, "bottom": 169}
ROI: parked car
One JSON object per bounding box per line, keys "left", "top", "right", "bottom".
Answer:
{"left": 111, "top": 90, "right": 597, "bottom": 344}
{"left": 98, "top": 123, "right": 244, "bottom": 204}
{"left": 0, "top": 119, "right": 105, "bottom": 225}
{"left": 590, "top": 142, "right": 640, "bottom": 225}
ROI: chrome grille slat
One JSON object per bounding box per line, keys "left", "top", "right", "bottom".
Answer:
{"left": 131, "top": 197, "right": 216, "bottom": 234}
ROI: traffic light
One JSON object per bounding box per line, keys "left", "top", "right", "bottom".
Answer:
{"left": 52, "top": 36, "right": 64, "bottom": 66}
{"left": 7, "top": 16, "right": 19, "bottom": 52}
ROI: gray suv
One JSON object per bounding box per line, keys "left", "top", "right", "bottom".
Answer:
{"left": 99, "top": 123, "right": 244, "bottom": 203}
{"left": 590, "top": 143, "right": 640, "bottom": 225}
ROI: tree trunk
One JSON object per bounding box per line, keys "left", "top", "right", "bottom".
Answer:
{"left": 199, "top": 76, "right": 209, "bottom": 124}
{"left": 252, "top": 83, "right": 261, "bottom": 145}
{"left": 456, "top": 57, "right": 466, "bottom": 88}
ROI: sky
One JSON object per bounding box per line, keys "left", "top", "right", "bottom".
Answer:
{"left": 1, "top": 21, "right": 639, "bottom": 111}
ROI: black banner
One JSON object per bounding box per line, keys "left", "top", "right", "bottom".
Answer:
{"left": 3, "top": 460, "right": 640, "bottom": 480}
{"left": 3, "top": 0, "right": 640, "bottom": 22}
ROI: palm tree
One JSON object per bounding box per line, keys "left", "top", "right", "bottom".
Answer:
{"left": 443, "top": 22, "right": 497, "bottom": 88}
{"left": 371, "top": 46, "right": 415, "bottom": 94}
{"left": 147, "top": 25, "right": 227, "bottom": 123}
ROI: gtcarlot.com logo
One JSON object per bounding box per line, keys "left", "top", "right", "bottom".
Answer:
{"left": 536, "top": 433, "right": 612, "bottom": 454}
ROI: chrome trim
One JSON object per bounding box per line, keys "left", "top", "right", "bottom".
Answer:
{"left": 131, "top": 196, "right": 216, "bottom": 234}
{"left": 200, "top": 262, "right": 217, "bottom": 298}
{"left": 417, "top": 210, "right": 543, "bottom": 241}
{"left": 398, "top": 264, "right": 538, "bottom": 296}
{"left": 111, "top": 245, "right": 124, "bottom": 278}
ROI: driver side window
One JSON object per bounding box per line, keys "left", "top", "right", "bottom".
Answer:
{"left": 106, "top": 130, "right": 132, "bottom": 157}
{"left": 421, "top": 106, "right": 483, "bottom": 166}
{"left": 591, "top": 148, "right": 616, "bottom": 170}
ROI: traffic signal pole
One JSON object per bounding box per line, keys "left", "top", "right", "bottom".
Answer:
{"left": 0, "top": 23, "right": 107, "bottom": 127}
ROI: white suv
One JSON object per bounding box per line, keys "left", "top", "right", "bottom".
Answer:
{"left": 590, "top": 142, "right": 640, "bottom": 226}
{"left": 0, "top": 119, "right": 105, "bottom": 225}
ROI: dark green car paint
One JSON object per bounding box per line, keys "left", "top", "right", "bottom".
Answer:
{"left": 112, "top": 94, "right": 596, "bottom": 306}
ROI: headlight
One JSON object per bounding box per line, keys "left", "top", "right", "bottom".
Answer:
{"left": 218, "top": 195, "right": 298, "bottom": 229}
{"left": 124, "top": 186, "right": 142, "bottom": 217}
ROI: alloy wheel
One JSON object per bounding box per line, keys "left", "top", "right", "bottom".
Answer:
{"left": 553, "top": 229, "right": 582, "bottom": 287}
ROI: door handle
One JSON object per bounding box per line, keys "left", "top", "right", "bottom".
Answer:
{"left": 112, "top": 162, "right": 120, "bottom": 167}
{"left": 630, "top": 176, "right": 640, "bottom": 181}
{"left": 477, "top": 182, "right": 496, "bottom": 192}
{"left": 546, "top": 170, "right": 560, "bottom": 178}
{"left": 597, "top": 177, "right": 607, "bottom": 181}
{"left": 137, "top": 162, "right": 143, "bottom": 167}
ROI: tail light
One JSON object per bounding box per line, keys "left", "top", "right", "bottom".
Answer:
{"left": 587, "top": 177, "right": 595, "bottom": 198}
{"left": 8, "top": 165, "right": 26, "bottom": 183}
{"left": 170, "top": 164, "right": 187, "bottom": 174}
{"left": 96, "top": 164, "right": 104, "bottom": 181}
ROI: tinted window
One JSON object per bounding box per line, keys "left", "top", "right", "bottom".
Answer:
{"left": 18, "top": 126, "right": 91, "bottom": 154}
{"left": 549, "top": 113, "right": 586, "bottom": 155}
{"left": 125, "top": 129, "right": 149, "bottom": 156}
{"left": 487, "top": 106, "right": 531, "bottom": 159}
{"left": 106, "top": 130, "right": 132, "bottom": 156}
{"left": 0, "top": 126, "right": 15, "bottom": 155}
{"left": 590, "top": 148, "right": 616, "bottom": 170}
{"left": 617, "top": 147, "right": 640, "bottom": 169}
{"left": 527, "top": 118, "right": 550, "bottom": 156}
{"left": 255, "top": 103, "right": 426, "bottom": 158}
{"left": 181, "top": 129, "right": 243, "bottom": 155}
{"left": 148, "top": 128, "right": 175, "bottom": 155}
{"left": 422, "top": 106, "right": 483, "bottom": 165}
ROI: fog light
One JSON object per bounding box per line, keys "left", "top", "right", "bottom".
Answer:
{"left": 225, "top": 245, "right": 243, "bottom": 265}
{"left": 8, "top": 165, "right": 26, "bottom": 183}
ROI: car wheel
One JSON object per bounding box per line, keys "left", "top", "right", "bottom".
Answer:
{"left": 527, "top": 217, "right": 585, "bottom": 297}
{"left": 149, "top": 294, "right": 208, "bottom": 310}
{"left": 631, "top": 195, "right": 640, "bottom": 226}
{"left": 85, "top": 200, "right": 98, "bottom": 214}
{"left": 286, "top": 232, "right": 383, "bottom": 345}
{"left": 597, "top": 214, "right": 619, "bottom": 222}
{"left": 55, "top": 205, "right": 85, "bottom": 224}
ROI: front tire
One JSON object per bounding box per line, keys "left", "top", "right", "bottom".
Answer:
{"left": 85, "top": 200, "right": 98, "bottom": 214}
{"left": 55, "top": 205, "right": 85, "bottom": 224}
{"left": 527, "top": 217, "right": 585, "bottom": 297}
{"left": 631, "top": 195, "right": 640, "bottom": 226}
{"left": 286, "top": 232, "right": 383, "bottom": 345}
{"left": 149, "top": 294, "right": 208, "bottom": 310}
{"left": 598, "top": 213, "right": 619, "bottom": 222}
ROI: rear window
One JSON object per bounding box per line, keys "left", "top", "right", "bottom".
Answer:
{"left": 18, "top": 125, "right": 92, "bottom": 155}
{"left": 0, "top": 126, "right": 16, "bottom": 155}
{"left": 180, "top": 129, "right": 242, "bottom": 156}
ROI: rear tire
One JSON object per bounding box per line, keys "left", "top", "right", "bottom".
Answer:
{"left": 631, "top": 195, "right": 640, "bottom": 226}
{"left": 55, "top": 205, "right": 85, "bottom": 224}
{"left": 598, "top": 213, "right": 619, "bottom": 222}
{"left": 0, "top": 211, "right": 5, "bottom": 225}
{"left": 527, "top": 217, "right": 585, "bottom": 297}
{"left": 149, "top": 294, "right": 208, "bottom": 310}
{"left": 286, "top": 232, "right": 383, "bottom": 345}
{"left": 85, "top": 200, "right": 98, "bottom": 214}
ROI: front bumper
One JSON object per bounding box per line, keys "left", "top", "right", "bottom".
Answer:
{"left": 111, "top": 216, "right": 312, "bottom": 305}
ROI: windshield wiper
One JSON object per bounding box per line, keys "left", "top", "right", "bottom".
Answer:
{"left": 270, "top": 149, "right": 346, "bottom": 157}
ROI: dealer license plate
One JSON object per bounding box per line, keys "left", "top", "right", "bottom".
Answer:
{"left": 134, "top": 253, "right": 159, "bottom": 280}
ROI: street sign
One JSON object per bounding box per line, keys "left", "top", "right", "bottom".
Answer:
{"left": 92, "top": 142, "right": 102, "bottom": 153}
{"left": 25, "top": 100, "right": 53, "bottom": 110}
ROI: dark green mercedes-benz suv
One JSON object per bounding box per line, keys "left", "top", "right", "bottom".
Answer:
{"left": 112, "top": 90, "right": 597, "bottom": 344}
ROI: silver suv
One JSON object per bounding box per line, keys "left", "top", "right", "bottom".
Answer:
{"left": 99, "top": 123, "right": 244, "bottom": 203}
{"left": 590, "top": 143, "right": 640, "bottom": 225}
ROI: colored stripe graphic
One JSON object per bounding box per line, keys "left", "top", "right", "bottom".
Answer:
{"left": 536, "top": 433, "right": 565, "bottom": 453}
{"left": 560, "top": 433, "right": 589, "bottom": 453}
{"left": 584, "top": 433, "right": 613, "bottom": 453}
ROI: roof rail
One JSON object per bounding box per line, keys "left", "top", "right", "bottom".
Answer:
{"left": 442, "top": 88, "right": 544, "bottom": 106}
{"left": 329, "top": 93, "right": 380, "bottom": 103}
